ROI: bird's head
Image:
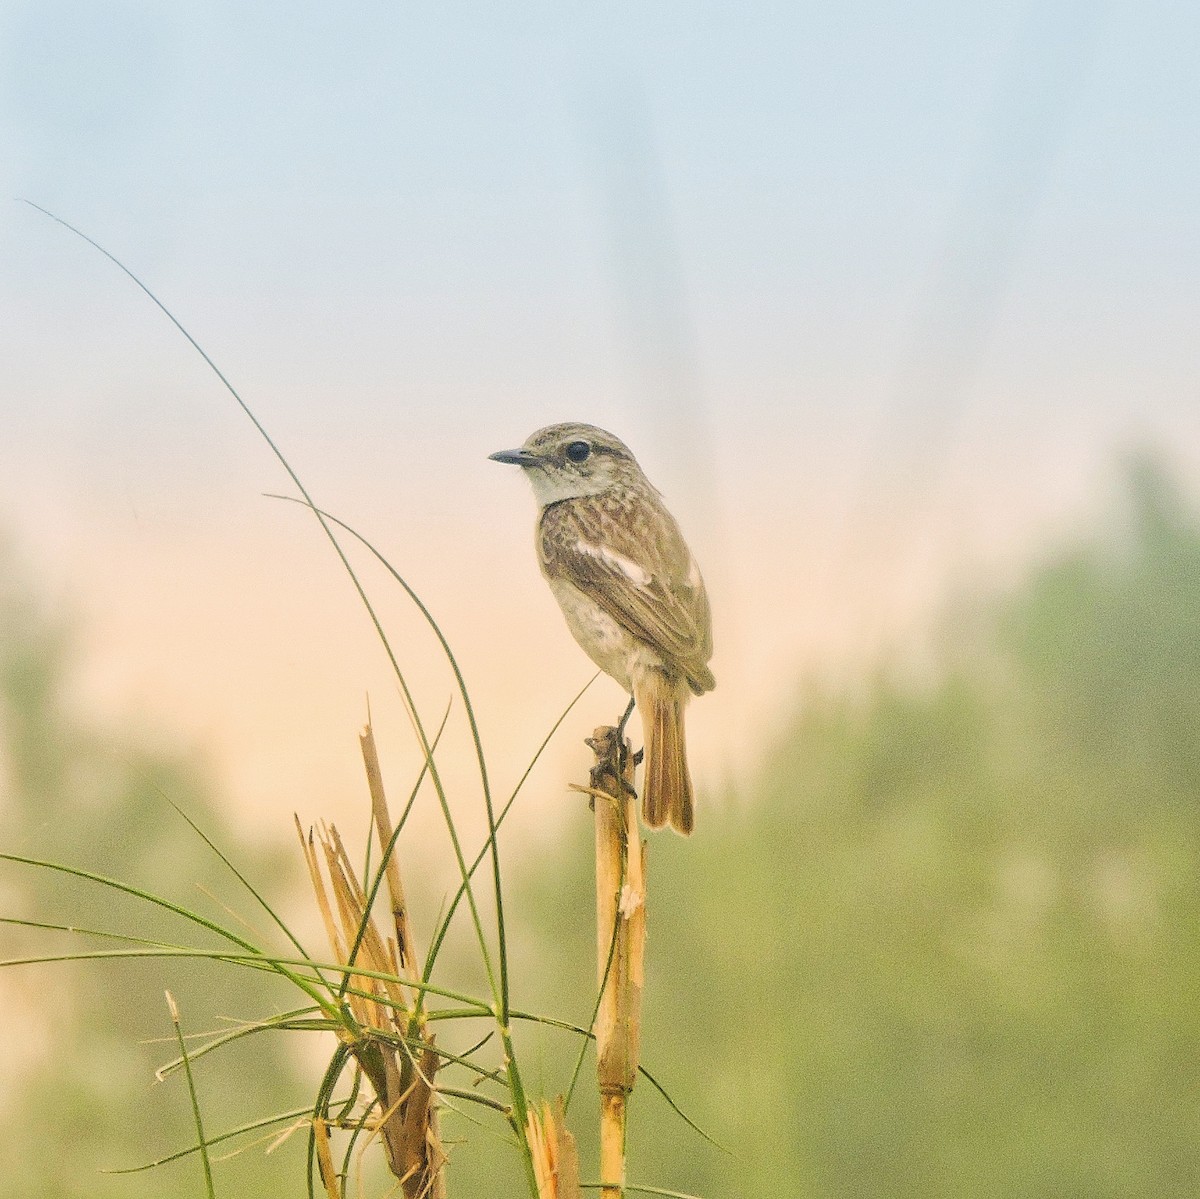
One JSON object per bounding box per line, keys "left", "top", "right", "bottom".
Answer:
{"left": 489, "top": 423, "right": 646, "bottom": 506}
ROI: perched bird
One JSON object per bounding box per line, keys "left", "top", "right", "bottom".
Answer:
{"left": 490, "top": 423, "right": 714, "bottom": 834}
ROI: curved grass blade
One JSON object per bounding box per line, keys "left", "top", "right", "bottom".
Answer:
{"left": 106, "top": 1107, "right": 315, "bottom": 1173}
{"left": 338, "top": 1096, "right": 377, "bottom": 1195}
{"left": 1, "top": 947, "right": 497, "bottom": 1021}
{"left": 0, "top": 915, "right": 218, "bottom": 951}
{"left": 154, "top": 1007, "right": 326, "bottom": 1078}
{"left": 264, "top": 495, "right": 515, "bottom": 1000}
{"left": 423, "top": 671, "right": 599, "bottom": 981}
{"left": 435, "top": 1086, "right": 511, "bottom": 1115}
{"left": 160, "top": 792, "right": 322, "bottom": 975}
{"left": 508, "top": 1010, "right": 727, "bottom": 1153}
{"left": 22, "top": 205, "right": 508, "bottom": 1040}
{"left": 0, "top": 851, "right": 336, "bottom": 1013}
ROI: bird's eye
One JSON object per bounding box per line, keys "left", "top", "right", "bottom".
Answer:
{"left": 565, "top": 441, "right": 591, "bottom": 463}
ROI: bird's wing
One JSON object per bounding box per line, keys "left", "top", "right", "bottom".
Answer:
{"left": 539, "top": 494, "right": 713, "bottom": 687}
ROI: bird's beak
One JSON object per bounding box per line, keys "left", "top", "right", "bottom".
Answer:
{"left": 488, "top": 448, "right": 541, "bottom": 467}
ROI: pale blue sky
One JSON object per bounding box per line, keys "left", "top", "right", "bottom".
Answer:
{"left": 1, "top": 1, "right": 1197, "bottom": 818}
{"left": 4, "top": 2, "right": 1196, "bottom": 489}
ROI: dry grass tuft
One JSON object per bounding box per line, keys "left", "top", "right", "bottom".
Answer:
{"left": 298, "top": 723, "right": 447, "bottom": 1199}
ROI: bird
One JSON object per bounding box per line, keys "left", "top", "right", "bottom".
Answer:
{"left": 489, "top": 422, "right": 714, "bottom": 834}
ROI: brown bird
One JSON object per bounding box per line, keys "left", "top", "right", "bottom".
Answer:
{"left": 490, "top": 423, "right": 714, "bottom": 834}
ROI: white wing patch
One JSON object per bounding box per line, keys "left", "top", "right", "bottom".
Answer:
{"left": 579, "top": 540, "right": 652, "bottom": 587}
{"left": 686, "top": 554, "right": 702, "bottom": 589}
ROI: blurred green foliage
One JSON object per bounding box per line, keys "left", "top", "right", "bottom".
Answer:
{"left": 509, "top": 458, "right": 1200, "bottom": 1199}
{"left": 0, "top": 544, "right": 305, "bottom": 1198}
{"left": 6, "top": 455, "right": 1200, "bottom": 1198}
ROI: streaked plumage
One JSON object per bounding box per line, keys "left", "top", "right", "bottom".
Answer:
{"left": 490, "top": 422, "right": 714, "bottom": 834}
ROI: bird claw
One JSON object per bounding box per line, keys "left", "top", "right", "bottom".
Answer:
{"left": 585, "top": 725, "right": 639, "bottom": 801}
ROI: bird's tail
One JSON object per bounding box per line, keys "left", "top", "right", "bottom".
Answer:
{"left": 634, "top": 672, "right": 694, "bottom": 836}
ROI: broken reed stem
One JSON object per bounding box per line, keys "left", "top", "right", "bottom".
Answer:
{"left": 527, "top": 1097, "right": 582, "bottom": 1199}
{"left": 361, "top": 723, "right": 420, "bottom": 1004}
{"left": 358, "top": 723, "right": 447, "bottom": 1198}
{"left": 587, "top": 725, "right": 647, "bottom": 1199}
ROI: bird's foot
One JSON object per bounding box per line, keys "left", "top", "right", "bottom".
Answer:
{"left": 585, "top": 725, "right": 638, "bottom": 803}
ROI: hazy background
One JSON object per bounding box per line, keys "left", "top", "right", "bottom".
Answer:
{"left": 2, "top": 2, "right": 1199, "bottom": 1196}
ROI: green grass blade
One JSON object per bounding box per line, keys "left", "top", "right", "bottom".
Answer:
{"left": 338, "top": 1096, "right": 377, "bottom": 1193}
{"left": 0, "top": 852, "right": 337, "bottom": 1014}
{"left": 153, "top": 1006, "right": 325, "bottom": 1077}
{"left": 1, "top": 947, "right": 498, "bottom": 1022}
{"left": 161, "top": 793, "right": 320, "bottom": 970}
{"left": 263, "top": 497, "right": 521, "bottom": 1045}
{"left": 433, "top": 1086, "right": 511, "bottom": 1115}
{"left": 0, "top": 915, "right": 217, "bottom": 950}
{"left": 0, "top": 853, "right": 261, "bottom": 952}
{"left": 508, "top": 1010, "right": 727, "bottom": 1153}
{"left": 422, "top": 672, "right": 598, "bottom": 980}
{"left": 166, "top": 991, "right": 216, "bottom": 1198}
{"left": 106, "top": 1107, "right": 314, "bottom": 1173}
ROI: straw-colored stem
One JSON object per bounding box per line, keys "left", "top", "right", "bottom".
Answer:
{"left": 360, "top": 723, "right": 421, "bottom": 1001}
{"left": 599, "top": 1093, "right": 625, "bottom": 1199}
{"left": 356, "top": 729, "right": 447, "bottom": 1199}
{"left": 528, "top": 1097, "right": 582, "bottom": 1199}
{"left": 588, "top": 726, "right": 646, "bottom": 1199}
{"left": 312, "top": 1117, "right": 341, "bottom": 1199}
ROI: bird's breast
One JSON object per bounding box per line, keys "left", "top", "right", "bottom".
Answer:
{"left": 544, "top": 575, "right": 642, "bottom": 691}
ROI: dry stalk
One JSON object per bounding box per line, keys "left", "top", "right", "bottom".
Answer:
{"left": 360, "top": 723, "right": 421, "bottom": 1003}
{"left": 527, "top": 1097, "right": 582, "bottom": 1199}
{"left": 296, "top": 722, "right": 447, "bottom": 1199}
{"left": 585, "top": 725, "right": 647, "bottom": 1199}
